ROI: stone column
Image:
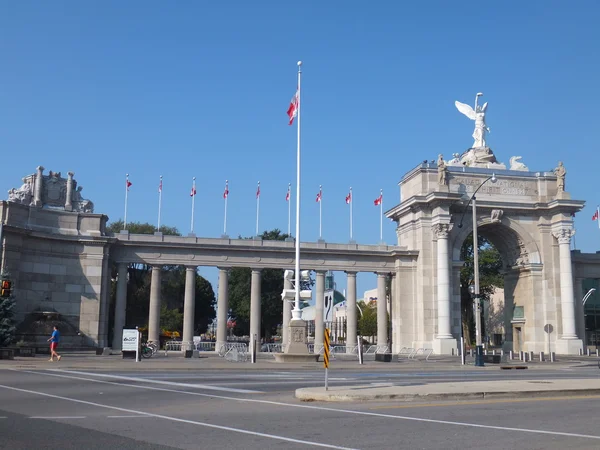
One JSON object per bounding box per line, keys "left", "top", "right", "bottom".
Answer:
{"left": 434, "top": 224, "right": 452, "bottom": 338}
{"left": 376, "top": 272, "right": 388, "bottom": 347}
{"left": 148, "top": 266, "right": 162, "bottom": 343}
{"left": 65, "top": 171, "right": 74, "bottom": 211}
{"left": 182, "top": 266, "right": 197, "bottom": 351}
{"left": 34, "top": 165, "right": 44, "bottom": 207}
{"left": 554, "top": 228, "right": 583, "bottom": 354}
{"left": 314, "top": 271, "right": 326, "bottom": 353}
{"left": 282, "top": 277, "right": 292, "bottom": 348}
{"left": 390, "top": 273, "right": 397, "bottom": 351}
{"left": 250, "top": 268, "right": 262, "bottom": 349}
{"left": 346, "top": 272, "right": 357, "bottom": 353}
{"left": 111, "top": 262, "right": 128, "bottom": 351}
{"left": 216, "top": 267, "right": 229, "bottom": 353}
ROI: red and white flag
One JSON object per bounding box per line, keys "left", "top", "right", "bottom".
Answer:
{"left": 158, "top": 178, "right": 163, "bottom": 193}
{"left": 287, "top": 89, "right": 299, "bottom": 125}
{"left": 593, "top": 209, "right": 599, "bottom": 221}
{"left": 345, "top": 191, "right": 352, "bottom": 204}
{"left": 316, "top": 187, "right": 322, "bottom": 203}
{"left": 126, "top": 179, "right": 132, "bottom": 191}
{"left": 374, "top": 193, "right": 382, "bottom": 206}
{"left": 190, "top": 185, "right": 196, "bottom": 197}
{"left": 223, "top": 181, "right": 229, "bottom": 199}
{"left": 256, "top": 182, "right": 261, "bottom": 199}
{"left": 285, "top": 185, "right": 290, "bottom": 202}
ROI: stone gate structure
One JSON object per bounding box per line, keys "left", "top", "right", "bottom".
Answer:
{"left": 1, "top": 162, "right": 600, "bottom": 355}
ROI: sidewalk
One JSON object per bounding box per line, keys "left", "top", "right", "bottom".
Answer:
{"left": 295, "top": 377, "right": 600, "bottom": 402}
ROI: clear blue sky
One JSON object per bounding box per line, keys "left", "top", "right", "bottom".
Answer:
{"left": 1, "top": 1, "right": 599, "bottom": 300}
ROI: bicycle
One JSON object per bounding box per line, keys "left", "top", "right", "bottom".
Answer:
{"left": 141, "top": 341, "right": 158, "bottom": 358}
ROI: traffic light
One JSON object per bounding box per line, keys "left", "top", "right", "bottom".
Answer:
{"left": 0, "top": 279, "right": 11, "bottom": 298}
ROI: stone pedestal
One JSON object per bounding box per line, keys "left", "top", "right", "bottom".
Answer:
{"left": 554, "top": 338, "right": 583, "bottom": 355}
{"left": 432, "top": 337, "right": 458, "bottom": 355}
{"left": 274, "top": 319, "right": 319, "bottom": 363}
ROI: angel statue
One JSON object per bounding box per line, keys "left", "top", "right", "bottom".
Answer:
{"left": 455, "top": 93, "right": 490, "bottom": 148}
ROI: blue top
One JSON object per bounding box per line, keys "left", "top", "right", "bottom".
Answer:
{"left": 51, "top": 330, "right": 60, "bottom": 343}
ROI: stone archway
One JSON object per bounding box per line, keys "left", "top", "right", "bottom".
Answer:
{"left": 449, "top": 217, "right": 542, "bottom": 353}
{"left": 388, "top": 162, "right": 585, "bottom": 355}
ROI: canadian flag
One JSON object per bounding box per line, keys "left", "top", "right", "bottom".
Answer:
{"left": 190, "top": 186, "right": 196, "bottom": 197}
{"left": 593, "top": 209, "right": 599, "bottom": 221}
{"left": 223, "top": 181, "right": 229, "bottom": 199}
{"left": 287, "top": 89, "right": 299, "bottom": 125}
{"left": 316, "top": 189, "right": 322, "bottom": 203}
{"left": 126, "top": 179, "right": 132, "bottom": 191}
{"left": 374, "top": 194, "right": 382, "bottom": 206}
{"left": 158, "top": 178, "right": 163, "bottom": 193}
{"left": 285, "top": 185, "right": 290, "bottom": 202}
{"left": 345, "top": 192, "right": 352, "bottom": 204}
{"left": 256, "top": 182, "right": 261, "bottom": 199}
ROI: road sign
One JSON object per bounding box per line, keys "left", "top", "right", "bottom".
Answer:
{"left": 324, "top": 290, "right": 334, "bottom": 322}
{"left": 323, "top": 328, "right": 330, "bottom": 391}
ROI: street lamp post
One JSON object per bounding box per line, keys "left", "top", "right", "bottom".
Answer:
{"left": 458, "top": 173, "right": 497, "bottom": 367}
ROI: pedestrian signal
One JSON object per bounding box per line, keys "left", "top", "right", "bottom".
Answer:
{"left": 0, "top": 279, "right": 11, "bottom": 298}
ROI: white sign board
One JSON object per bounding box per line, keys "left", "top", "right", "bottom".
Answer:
{"left": 324, "top": 290, "right": 334, "bottom": 322}
{"left": 122, "top": 329, "right": 139, "bottom": 351}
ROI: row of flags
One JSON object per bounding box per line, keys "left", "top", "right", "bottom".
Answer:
{"left": 125, "top": 175, "right": 384, "bottom": 207}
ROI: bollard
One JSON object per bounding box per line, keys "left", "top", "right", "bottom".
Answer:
{"left": 550, "top": 352, "right": 556, "bottom": 362}
{"left": 587, "top": 348, "right": 591, "bottom": 357}
{"left": 597, "top": 349, "right": 599, "bottom": 357}
{"left": 509, "top": 350, "right": 514, "bottom": 360}
{"left": 529, "top": 351, "right": 534, "bottom": 361}
{"left": 579, "top": 348, "right": 583, "bottom": 356}
{"left": 470, "top": 349, "right": 474, "bottom": 357}
{"left": 500, "top": 349, "right": 504, "bottom": 357}
{"left": 540, "top": 351, "right": 545, "bottom": 362}
{"left": 492, "top": 349, "right": 496, "bottom": 356}
{"left": 520, "top": 351, "right": 524, "bottom": 361}
{"left": 484, "top": 349, "right": 487, "bottom": 356}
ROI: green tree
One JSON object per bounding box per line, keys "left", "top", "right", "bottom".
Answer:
{"left": 0, "top": 272, "right": 16, "bottom": 347}
{"left": 460, "top": 233, "right": 504, "bottom": 345}
{"left": 228, "top": 229, "right": 314, "bottom": 340}
{"left": 357, "top": 302, "right": 377, "bottom": 338}
{"left": 106, "top": 221, "right": 216, "bottom": 340}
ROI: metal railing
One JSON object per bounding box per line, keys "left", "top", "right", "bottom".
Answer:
{"left": 217, "top": 343, "right": 248, "bottom": 362}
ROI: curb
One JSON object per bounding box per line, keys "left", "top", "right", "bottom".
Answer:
{"left": 295, "top": 388, "right": 600, "bottom": 402}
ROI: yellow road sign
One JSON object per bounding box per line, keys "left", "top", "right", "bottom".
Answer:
{"left": 323, "top": 328, "right": 330, "bottom": 369}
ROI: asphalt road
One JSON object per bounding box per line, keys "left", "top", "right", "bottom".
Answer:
{"left": 1, "top": 365, "right": 600, "bottom": 449}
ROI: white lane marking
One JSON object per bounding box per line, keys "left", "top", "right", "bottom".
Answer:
{"left": 17, "top": 369, "right": 600, "bottom": 442}
{"left": 0, "top": 417, "right": 7, "bottom": 419}
{"left": 106, "top": 415, "right": 150, "bottom": 419}
{"left": 50, "top": 369, "right": 262, "bottom": 394}
{"left": 0, "top": 384, "right": 358, "bottom": 450}
{"left": 30, "top": 416, "right": 86, "bottom": 419}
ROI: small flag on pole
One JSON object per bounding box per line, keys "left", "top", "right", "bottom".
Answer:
{"left": 593, "top": 209, "right": 599, "bottom": 221}
{"left": 158, "top": 178, "right": 163, "bottom": 193}
{"left": 256, "top": 181, "right": 261, "bottom": 199}
{"left": 374, "top": 193, "right": 382, "bottom": 206}
{"left": 287, "top": 88, "right": 299, "bottom": 125}
{"left": 223, "top": 181, "right": 229, "bottom": 199}
{"left": 126, "top": 179, "right": 132, "bottom": 190}
{"left": 285, "top": 185, "right": 290, "bottom": 202}
{"left": 190, "top": 184, "right": 196, "bottom": 197}
{"left": 345, "top": 191, "right": 352, "bottom": 204}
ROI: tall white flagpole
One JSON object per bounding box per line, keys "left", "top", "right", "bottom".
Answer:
{"left": 293, "top": 61, "right": 303, "bottom": 318}
{"left": 287, "top": 183, "right": 291, "bottom": 236}
{"left": 157, "top": 175, "right": 163, "bottom": 231}
{"left": 190, "top": 177, "right": 196, "bottom": 234}
{"left": 223, "top": 180, "right": 229, "bottom": 236}
{"left": 350, "top": 187, "right": 353, "bottom": 241}
{"left": 319, "top": 185, "right": 323, "bottom": 239}
{"left": 124, "top": 173, "right": 130, "bottom": 229}
{"left": 380, "top": 189, "right": 383, "bottom": 242}
{"left": 256, "top": 181, "right": 260, "bottom": 236}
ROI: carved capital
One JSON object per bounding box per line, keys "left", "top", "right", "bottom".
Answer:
{"left": 432, "top": 223, "right": 452, "bottom": 239}
{"left": 553, "top": 228, "right": 574, "bottom": 245}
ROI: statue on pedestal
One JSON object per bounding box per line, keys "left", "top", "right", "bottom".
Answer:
{"left": 437, "top": 154, "right": 448, "bottom": 185}
{"left": 455, "top": 93, "right": 490, "bottom": 149}
{"left": 554, "top": 161, "right": 566, "bottom": 192}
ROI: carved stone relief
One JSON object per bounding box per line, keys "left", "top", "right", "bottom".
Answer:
{"left": 490, "top": 209, "right": 503, "bottom": 223}
{"left": 432, "top": 223, "right": 452, "bottom": 239}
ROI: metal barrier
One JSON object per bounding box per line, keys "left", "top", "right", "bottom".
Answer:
{"left": 195, "top": 341, "right": 216, "bottom": 352}
{"left": 407, "top": 348, "right": 434, "bottom": 361}
{"left": 164, "top": 341, "right": 182, "bottom": 355}
{"left": 262, "top": 343, "right": 283, "bottom": 353}
{"left": 397, "top": 347, "right": 414, "bottom": 359}
{"left": 365, "top": 345, "right": 390, "bottom": 354}
{"left": 218, "top": 343, "right": 248, "bottom": 362}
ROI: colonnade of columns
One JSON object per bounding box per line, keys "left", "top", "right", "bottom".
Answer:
{"left": 111, "top": 264, "right": 394, "bottom": 353}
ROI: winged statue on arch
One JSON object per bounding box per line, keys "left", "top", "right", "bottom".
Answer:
{"left": 455, "top": 93, "right": 490, "bottom": 148}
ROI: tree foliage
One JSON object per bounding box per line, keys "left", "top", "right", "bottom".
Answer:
{"left": 106, "top": 221, "right": 216, "bottom": 341}
{"left": 357, "top": 302, "right": 377, "bottom": 337}
{"left": 228, "top": 229, "right": 314, "bottom": 340}
{"left": 460, "top": 233, "right": 504, "bottom": 345}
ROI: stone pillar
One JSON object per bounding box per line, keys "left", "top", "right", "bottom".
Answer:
{"left": 250, "top": 268, "right": 262, "bottom": 348}
{"left": 314, "top": 271, "right": 326, "bottom": 353}
{"left": 148, "top": 266, "right": 162, "bottom": 343}
{"left": 34, "top": 165, "right": 44, "bottom": 207}
{"left": 182, "top": 266, "right": 197, "bottom": 351}
{"left": 65, "top": 171, "right": 74, "bottom": 211}
{"left": 111, "top": 262, "right": 128, "bottom": 351}
{"left": 282, "top": 277, "right": 292, "bottom": 349}
{"left": 390, "top": 273, "right": 397, "bottom": 351}
{"left": 554, "top": 228, "right": 583, "bottom": 354}
{"left": 346, "top": 272, "right": 357, "bottom": 353}
{"left": 376, "top": 272, "right": 388, "bottom": 347}
{"left": 216, "top": 267, "right": 229, "bottom": 353}
{"left": 432, "top": 223, "right": 457, "bottom": 355}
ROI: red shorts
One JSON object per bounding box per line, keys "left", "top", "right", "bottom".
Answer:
{"left": 50, "top": 342, "right": 58, "bottom": 351}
